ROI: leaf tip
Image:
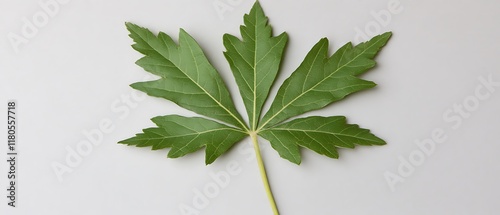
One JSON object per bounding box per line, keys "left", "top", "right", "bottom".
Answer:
{"left": 125, "top": 22, "right": 141, "bottom": 33}
{"left": 150, "top": 115, "right": 164, "bottom": 124}
{"left": 278, "top": 31, "right": 289, "bottom": 40}
{"left": 252, "top": 0, "right": 263, "bottom": 10}
{"left": 380, "top": 31, "right": 392, "bottom": 42}
{"left": 118, "top": 137, "right": 134, "bottom": 145}
{"left": 282, "top": 156, "right": 301, "bottom": 165}
{"left": 179, "top": 28, "right": 188, "bottom": 36}
{"left": 205, "top": 158, "right": 215, "bottom": 165}
{"left": 166, "top": 151, "right": 176, "bottom": 159}
{"left": 373, "top": 137, "right": 387, "bottom": 145}
{"left": 373, "top": 31, "right": 393, "bottom": 45}
{"left": 129, "top": 82, "right": 143, "bottom": 90}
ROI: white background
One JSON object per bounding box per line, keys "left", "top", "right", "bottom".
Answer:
{"left": 1, "top": 0, "right": 500, "bottom": 214}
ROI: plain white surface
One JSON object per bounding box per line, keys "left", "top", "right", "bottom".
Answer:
{"left": 1, "top": 0, "right": 500, "bottom": 214}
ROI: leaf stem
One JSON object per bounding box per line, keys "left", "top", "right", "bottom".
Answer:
{"left": 250, "top": 132, "right": 280, "bottom": 215}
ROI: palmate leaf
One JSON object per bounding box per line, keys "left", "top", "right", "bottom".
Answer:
{"left": 121, "top": 2, "right": 391, "bottom": 168}
{"left": 121, "top": 1, "right": 390, "bottom": 165}
{"left": 121, "top": 2, "right": 391, "bottom": 213}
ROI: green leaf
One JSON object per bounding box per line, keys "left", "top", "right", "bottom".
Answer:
{"left": 122, "top": 2, "right": 392, "bottom": 212}
{"left": 260, "top": 116, "right": 386, "bottom": 164}
{"left": 122, "top": 3, "right": 391, "bottom": 165}
{"left": 259, "top": 32, "right": 392, "bottom": 129}
{"left": 119, "top": 115, "right": 247, "bottom": 164}
{"left": 125, "top": 23, "right": 247, "bottom": 129}
{"left": 223, "top": 1, "right": 288, "bottom": 130}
